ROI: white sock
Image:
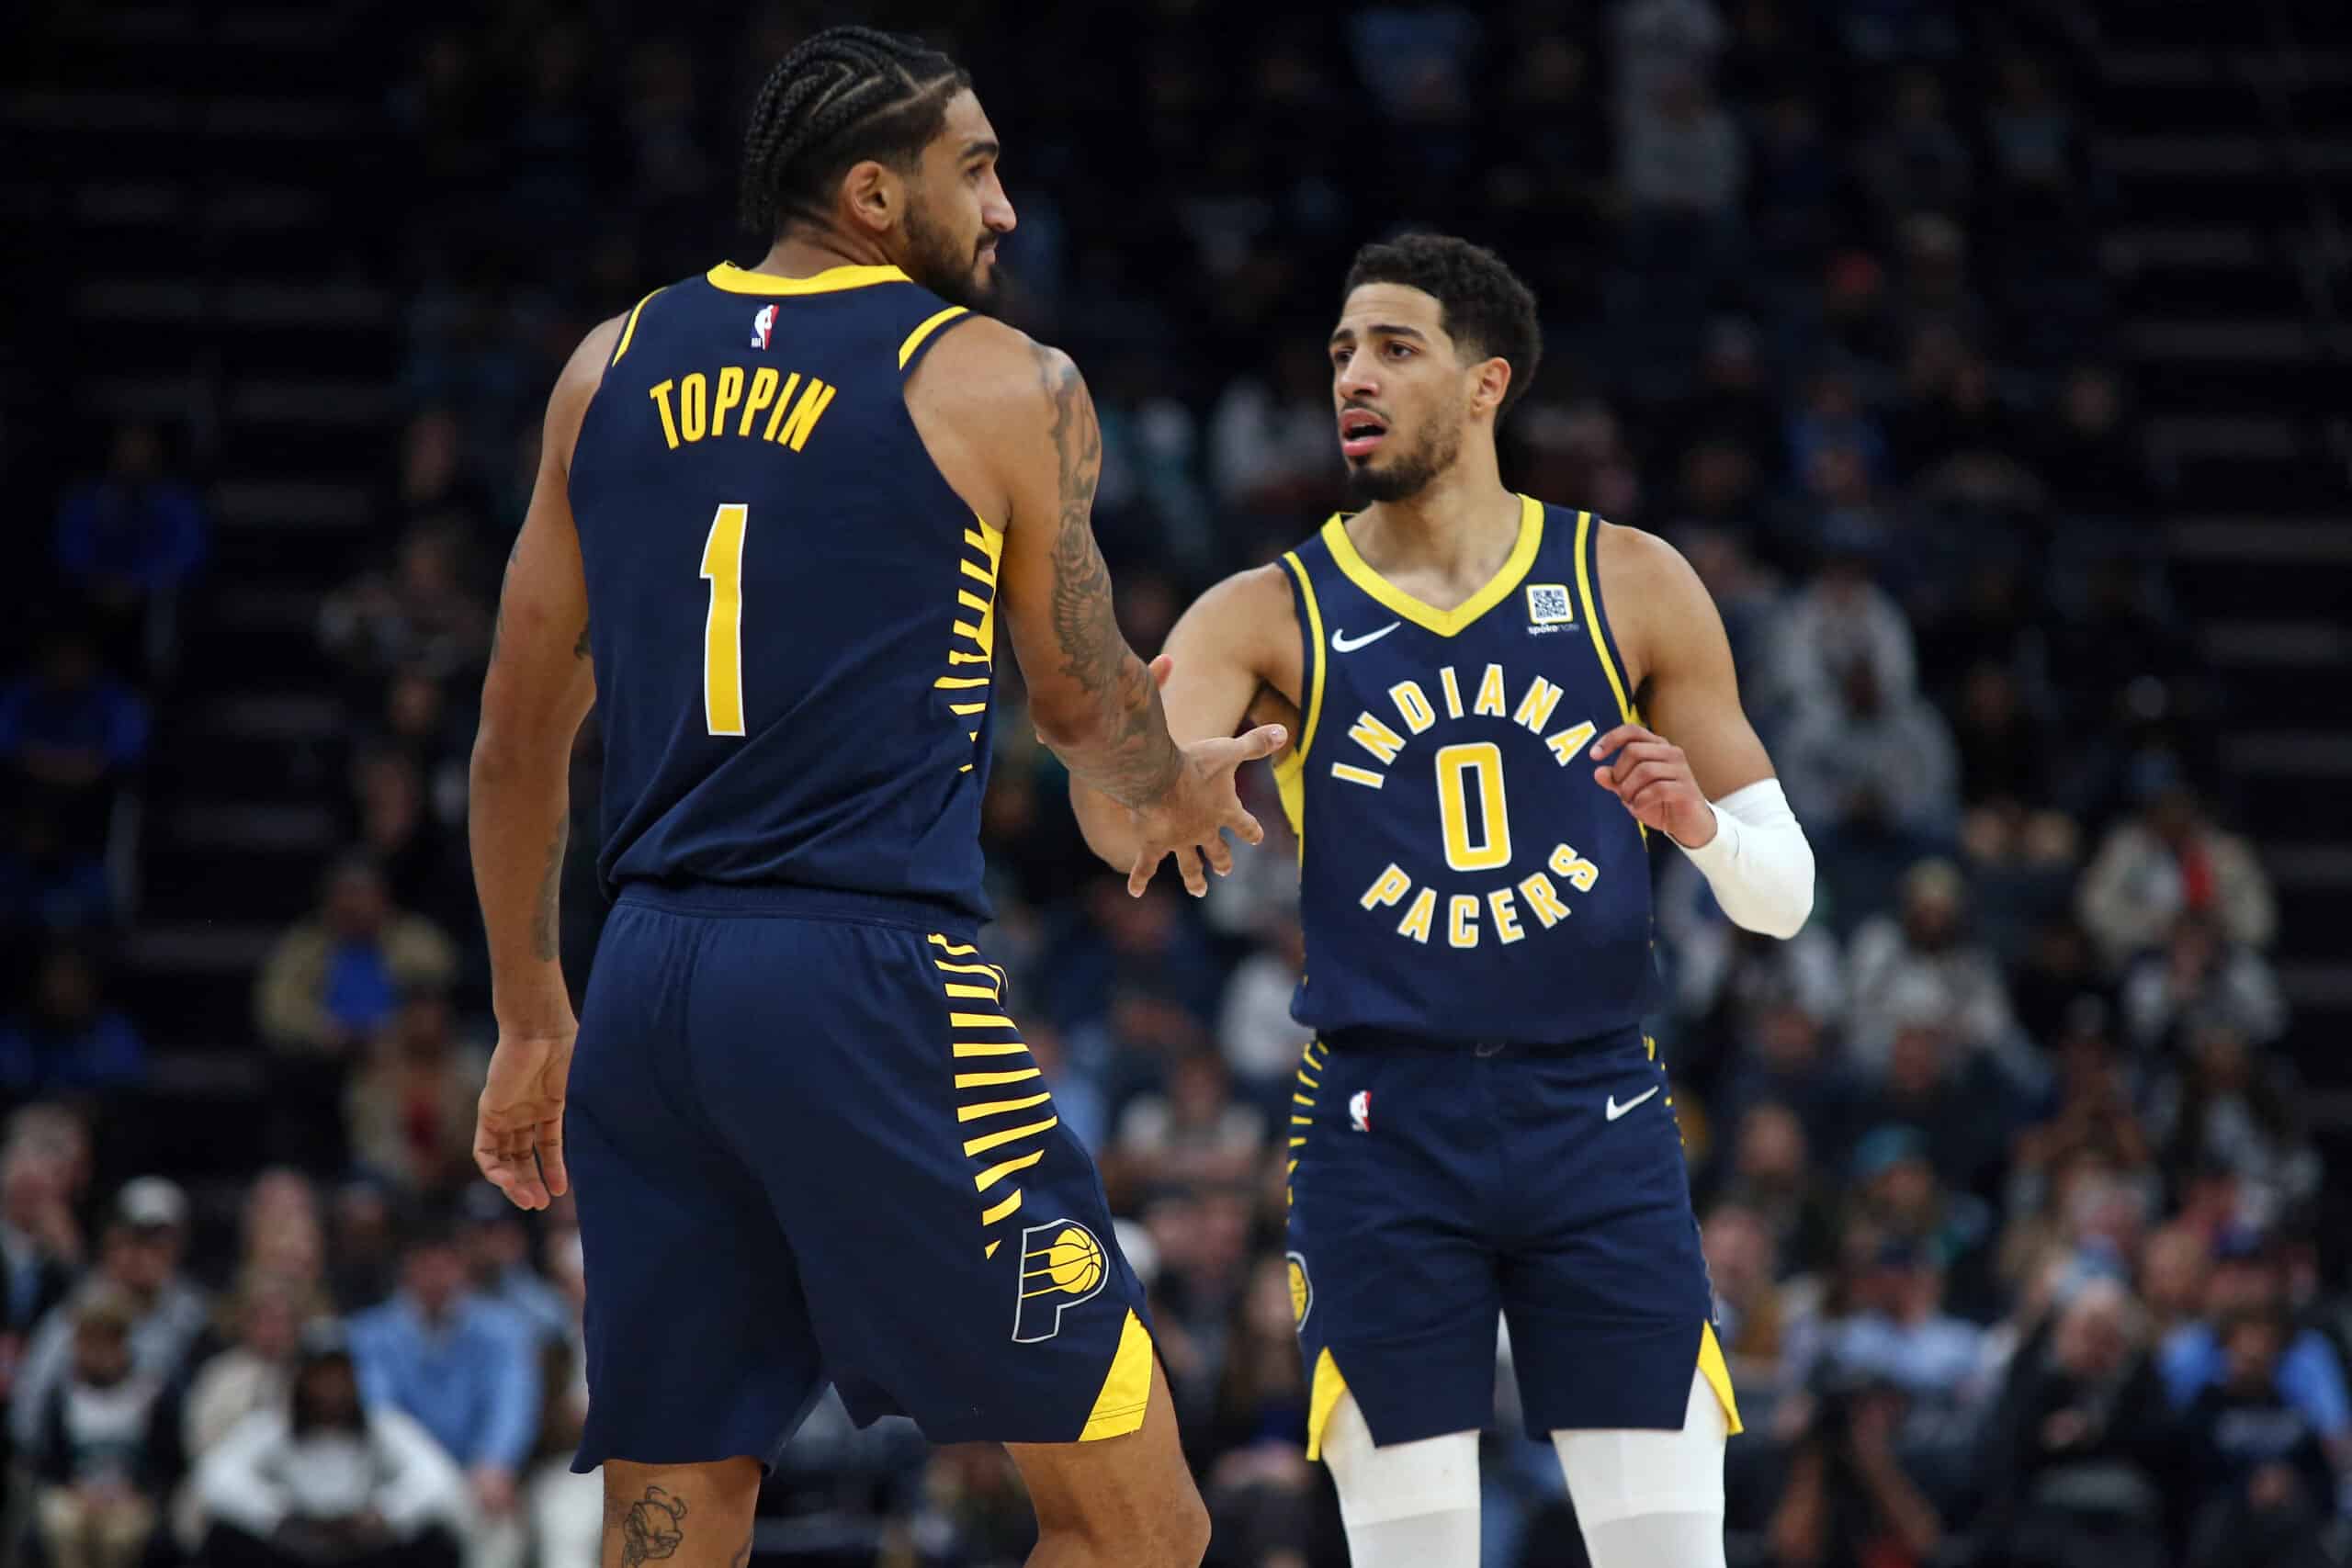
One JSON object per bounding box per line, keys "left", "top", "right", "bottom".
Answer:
{"left": 1577, "top": 1510, "right": 1727, "bottom": 1568}
{"left": 1319, "top": 1392, "right": 1481, "bottom": 1568}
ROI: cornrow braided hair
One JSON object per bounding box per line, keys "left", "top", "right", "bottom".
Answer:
{"left": 739, "top": 25, "right": 971, "bottom": 240}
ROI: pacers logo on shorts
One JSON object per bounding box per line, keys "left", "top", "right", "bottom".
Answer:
{"left": 1012, "top": 1219, "right": 1108, "bottom": 1343}
{"left": 1287, "top": 1250, "right": 1313, "bottom": 1332}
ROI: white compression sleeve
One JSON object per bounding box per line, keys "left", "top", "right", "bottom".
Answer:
{"left": 1554, "top": 1369, "right": 1728, "bottom": 1568}
{"left": 1673, "top": 777, "right": 1815, "bottom": 939}
{"left": 1319, "top": 1393, "right": 1481, "bottom": 1567}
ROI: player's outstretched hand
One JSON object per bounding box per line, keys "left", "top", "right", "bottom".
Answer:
{"left": 475, "top": 1029, "right": 574, "bottom": 1211}
{"left": 1589, "top": 722, "right": 1717, "bottom": 848}
{"left": 1126, "top": 710, "right": 1288, "bottom": 899}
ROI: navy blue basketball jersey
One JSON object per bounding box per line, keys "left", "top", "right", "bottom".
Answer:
{"left": 1273, "top": 499, "right": 1656, "bottom": 1043}
{"left": 569, "top": 263, "right": 997, "bottom": 921}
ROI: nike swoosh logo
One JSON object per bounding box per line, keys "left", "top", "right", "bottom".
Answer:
{"left": 1605, "top": 1087, "right": 1660, "bottom": 1122}
{"left": 1330, "top": 622, "right": 1401, "bottom": 653}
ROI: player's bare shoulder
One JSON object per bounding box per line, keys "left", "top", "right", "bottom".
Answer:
{"left": 545, "top": 313, "right": 631, "bottom": 465}
{"left": 901, "top": 313, "right": 1084, "bottom": 526}
{"left": 1591, "top": 519, "right": 1717, "bottom": 694}
{"left": 1170, "top": 562, "right": 1306, "bottom": 718}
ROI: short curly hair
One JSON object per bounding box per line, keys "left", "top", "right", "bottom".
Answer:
{"left": 1341, "top": 233, "right": 1543, "bottom": 416}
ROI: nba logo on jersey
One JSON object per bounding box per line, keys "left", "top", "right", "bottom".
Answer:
{"left": 750, "top": 304, "right": 776, "bottom": 350}
{"left": 1012, "top": 1220, "right": 1108, "bottom": 1342}
{"left": 1349, "top": 1089, "right": 1372, "bottom": 1133}
{"left": 1525, "top": 582, "right": 1574, "bottom": 634}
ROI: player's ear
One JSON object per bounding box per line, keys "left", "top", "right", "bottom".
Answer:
{"left": 840, "top": 159, "right": 898, "bottom": 236}
{"left": 1470, "top": 355, "right": 1512, "bottom": 418}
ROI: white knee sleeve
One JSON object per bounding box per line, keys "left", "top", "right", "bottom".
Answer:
{"left": 1320, "top": 1392, "right": 1480, "bottom": 1567}
{"left": 1552, "top": 1368, "right": 1726, "bottom": 1540}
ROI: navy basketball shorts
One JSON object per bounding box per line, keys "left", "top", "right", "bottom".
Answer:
{"left": 1285, "top": 1026, "right": 1740, "bottom": 1459}
{"left": 565, "top": 885, "right": 1153, "bottom": 1472}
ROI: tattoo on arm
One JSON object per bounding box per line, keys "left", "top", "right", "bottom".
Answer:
{"left": 574, "top": 619, "right": 591, "bottom": 660}
{"left": 531, "top": 812, "right": 567, "bottom": 963}
{"left": 612, "top": 1485, "right": 687, "bottom": 1568}
{"left": 729, "top": 1540, "right": 752, "bottom": 1568}
{"left": 489, "top": 531, "right": 522, "bottom": 659}
{"left": 1032, "top": 344, "right": 1179, "bottom": 807}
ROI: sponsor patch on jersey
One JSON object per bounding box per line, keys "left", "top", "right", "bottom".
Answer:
{"left": 1525, "top": 582, "right": 1574, "bottom": 631}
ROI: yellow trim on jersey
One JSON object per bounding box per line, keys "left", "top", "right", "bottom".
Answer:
{"left": 897, "top": 305, "right": 969, "bottom": 368}
{"left": 1078, "top": 1311, "right": 1154, "bottom": 1441}
{"left": 1279, "top": 551, "right": 1328, "bottom": 761}
{"left": 1304, "top": 1348, "right": 1349, "bottom": 1461}
{"left": 1318, "top": 494, "right": 1544, "bottom": 637}
{"left": 706, "top": 261, "right": 910, "bottom": 295}
{"left": 1571, "top": 510, "right": 1633, "bottom": 725}
{"left": 1275, "top": 549, "right": 1327, "bottom": 853}
{"left": 610, "top": 288, "right": 664, "bottom": 366}
{"left": 1700, "top": 1322, "right": 1744, "bottom": 1434}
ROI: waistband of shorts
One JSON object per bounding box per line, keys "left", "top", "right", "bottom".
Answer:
{"left": 1320, "top": 1021, "right": 1643, "bottom": 1059}
{"left": 611, "top": 880, "right": 981, "bottom": 939}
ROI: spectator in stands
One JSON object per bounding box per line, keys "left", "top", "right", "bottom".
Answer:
{"left": 1196, "top": 1254, "right": 1313, "bottom": 1567}
{"left": 2121, "top": 916, "right": 2287, "bottom": 1052}
{"left": 1845, "top": 859, "right": 2020, "bottom": 1077}
{"left": 1214, "top": 913, "right": 1312, "bottom": 1110}
{"left": 241, "top": 1168, "right": 331, "bottom": 1307}
{"left": 3, "top": 1130, "right": 81, "bottom": 1369}
{"left": 51, "top": 422, "right": 207, "bottom": 614}
{"left": 1767, "top": 1354, "right": 1950, "bottom": 1568}
{"left": 318, "top": 522, "right": 492, "bottom": 684}
{"left": 2158, "top": 1233, "right": 2351, "bottom": 1467}
{"left": 1207, "top": 342, "right": 1344, "bottom": 520}
{"left": 1849, "top": 977, "right": 2018, "bottom": 1193}
{"left": 2179, "top": 1304, "right": 2339, "bottom": 1568}
{"left": 348, "top": 747, "right": 469, "bottom": 938}
{"left": 1976, "top": 1276, "right": 2173, "bottom": 1568}
{"left": 453, "top": 1186, "right": 567, "bottom": 1347}
{"left": 345, "top": 984, "right": 486, "bottom": 1198}
{"left": 2039, "top": 365, "right": 2153, "bottom": 519}
{"left": 1768, "top": 543, "right": 1917, "bottom": 722}
{"left": 1114, "top": 1050, "right": 1267, "bottom": 1198}
{"left": 28, "top": 1290, "right": 176, "bottom": 1568}
{"left": 1847, "top": 1125, "right": 1996, "bottom": 1318}
{"left": 1703, "top": 1200, "right": 1801, "bottom": 1397}
{"left": 330, "top": 1180, "right": 399, "bottom": 1313}
{"left": 12, "top": 1178, "right": 209, "bottom": 1450}
{"left": 256, "top": 854, "right": 458, "bottom": 1171}
{"left": 2079, "top": 780, "right": 2276, "bottom": 970}
{"left": 524, "top": 1231, "right": 596, "bottom": 1568}
{"left": 183, "top": 1269, "right": 311, "bottom": 1461}
{"left": 1860, "top": 67, "right": 1973, "bottom": 220}
{"left": 346, "top": 1210, "right": 539, "bottom": 1568}
{"left": 0, "top": 803, "right": 115, "bottom": 933}
{"left": 0, "top": 942, "right": 146, "bottom": 1099}
{"left": 0, "top": 624, "right": 150, "bottom": 852}
{"left": 196, "top": 1326, "right": 465, "bottom": 1568}
{"left": 1778, "top": 650, "right": 1960, "bottom": 859}
{"left": 1714, "top": 1102, "right": 1840, "bottom": 1283}
{"left": 2148, "top": 1021, "right": 2319, "bottom": 1216}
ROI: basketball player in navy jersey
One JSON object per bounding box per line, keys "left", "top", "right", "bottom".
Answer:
{"left": 1075, "top": 235, "right": 1817, "bottom": 1568}
{"left": 465, "top": 28, "right": 1280, "bottom": 1568}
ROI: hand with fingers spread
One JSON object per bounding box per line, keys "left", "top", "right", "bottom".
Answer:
{"left": 474, "top": 1027, "right": 574, "bottom": 1210}
{"left": 1589, "top": 722, "right": 1716, "bottom": 848}
{"left": 1107, "top": 656, "right": 1285, "bottom": 897}
{"left": 1125, "top": 721, "right": 1289, "bottom": 897}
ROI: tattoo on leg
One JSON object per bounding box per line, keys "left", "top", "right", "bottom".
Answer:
{"left": 616, "top": 1485, "right": 688, "bottom": 1568}
{"left": 531, "top": 812, "right": 568, "bottom": 962}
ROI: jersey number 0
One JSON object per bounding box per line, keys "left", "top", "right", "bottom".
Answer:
{"left": 700, "top": 502, "right": 748, "bottom": 736}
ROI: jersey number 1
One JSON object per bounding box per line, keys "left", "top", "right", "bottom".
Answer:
{"left": 700, "top": 502, "right": 749, "bottom": 736}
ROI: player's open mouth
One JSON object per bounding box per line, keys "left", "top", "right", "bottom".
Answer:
{"left": 1340, "top": 410, "right": 1388, "bottom": 459}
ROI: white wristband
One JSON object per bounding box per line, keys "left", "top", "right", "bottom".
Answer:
{"left": 1674, "top": 778, "right": 1815, "bottom": 939}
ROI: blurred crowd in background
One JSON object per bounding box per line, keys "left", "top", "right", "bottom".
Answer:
{"left": 2, "top": 2, "right": 2341, "bottom": 1567}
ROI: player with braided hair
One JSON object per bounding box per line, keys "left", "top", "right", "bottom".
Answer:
{"left": 469, "top": 24, "right": 1249, "bottom": 1568}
